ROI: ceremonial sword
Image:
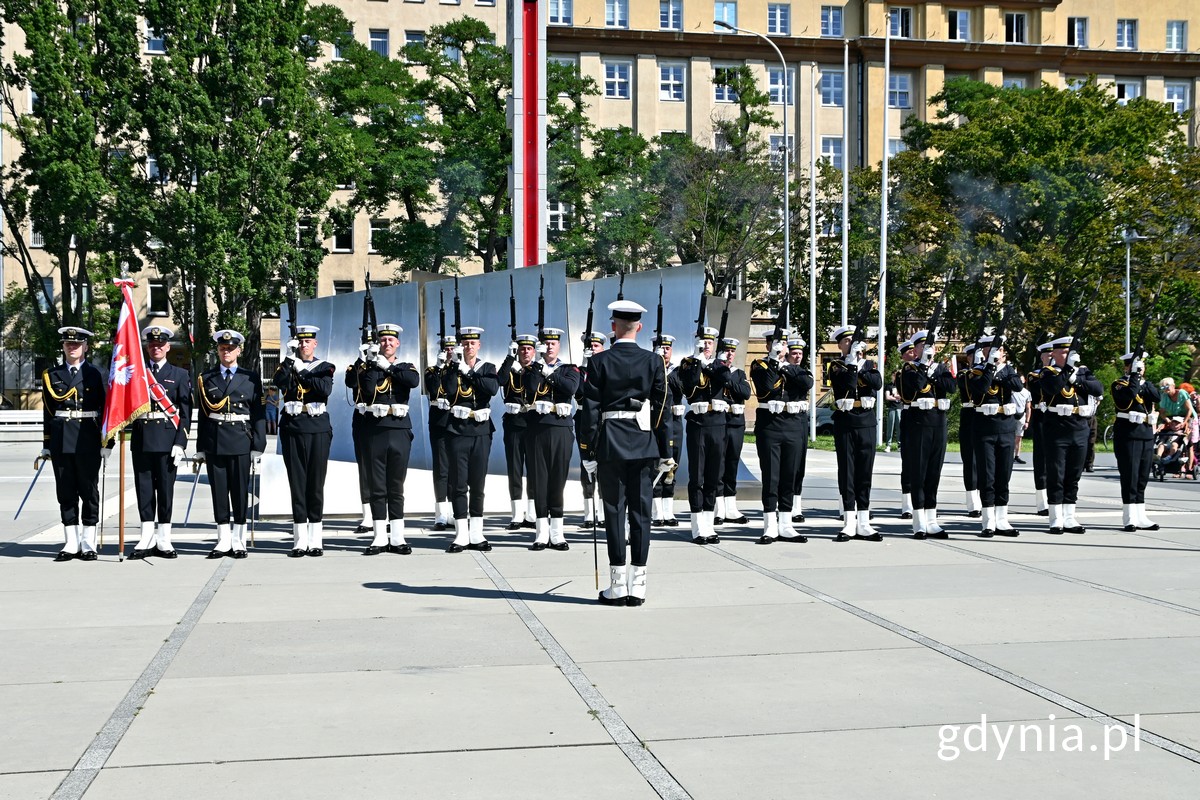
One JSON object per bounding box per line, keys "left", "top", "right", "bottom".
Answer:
{"left": 13, "top": 455, "right": 49, "bottom": 521}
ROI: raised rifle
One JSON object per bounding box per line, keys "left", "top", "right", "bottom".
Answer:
{"left": 361, "top": 270, "right": 378, "bottom": 346}
{"left": 655, "top": 278, "right": 665, "bottom": 346}
{"left": 508, "top": 274, "right": 518, "bottom": 344}
{"left": 769, "top": 289, "right": 789, "bottom": 348}
{"left": 617, "top": 269, "right": 626, "bottom": 302}
{"left": 536, "top": 271, "right": 546, "bottom": 338}
{"left": 438, "top": 289, "right": 447, "bottom": 347}
{"left": 1064, "top": 275, "right": 1104, "bottom": 363}
{"left": 453, "top": 276, "right": 462, "bottom": 341}
{"left": 1129, "top": 281, "right": 1165, "bottom": 379}
{"left": 922, "top": 268, "right": 955, "bottom": 363}
{"left": 582, "top": 283, "right": 596, "bottom": 356}
{"left": 693, "top": 282, "right": 709, "bottom": 350}
{"left": 983, "top": 271, "right": 1029, "bottom": 365}
{"left": 716, "top": 277, "right": 733, "bottom": 348}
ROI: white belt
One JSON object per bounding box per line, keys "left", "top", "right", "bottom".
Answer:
{"left": 1117, "top": 411, "right": 1148, "bottom": 424}
{"left": 208, "top": 412, "right": 250, "bottom": 422}
{"left": 534, "top": 400, "right": 556, "bottom": 415}
{"left": 671, "top": 404, "right": 686, "bottom": 417}
{"left": 961, "top": 402, "right": 974, "bottom": 409}
{"left": 904, "top": 398, "right": 938, "bottom": 411}
{"left": 142, "top": 411, "right": 170, "bottom": 420}
{"left": 710, "top": 399, "right": 730, "bottom": 413}
{"left": 55, "top": 410, "right": 98, "bottom": 419}
{"left": 603, "top": 410, "right": 638, "bottom": 420}
{"left": 1047, "top": 405, "right": 1084, "bottom": 417}
{"left": 730, "top": 403, "right": 745, "bottom": 416}
{"left": 1035, "top": 402, "right": 1048, "bottom": 412}
{"left": 937, "top": 398, "right": 951, "bottom": 411}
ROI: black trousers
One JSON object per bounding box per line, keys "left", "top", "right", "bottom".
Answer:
{"left": 686, "top": 422, "right": 726, "bottom": 512}
{"left": 901, "top": 423, "right": 946, "bottom": 510}
{"left": 720, "top": 424, "right": 746, "bottom": 496}
{"left": 834, "top": 421, "right": 876, "bottom": 510}
{"left": 364, "top": 427, "right": 412, "bottom": 521}
{"left": 974, "top": 428, "right": 1015, "bottom": 507}
{"left": 207, "top": 453, "right": 250, "bottom": 525}
{"left": 526, "top": 425, "right": 572, "bottom": 518}
{"left": 133, "top": 450, "right": 177, "bottom": 523}
{"left": 1114, "top": 428, "right": 1153, "bottom": 504}
{"left": 960, "top": 411, "right": 977, "bottom": 492}
{"left": 503, "top": 420, "right": 527, "bottom": 501}
{"left": 448, "top": 434, "right": 490, "bottom": 519}
{"left": 1044, "top": 420, "right": 1089, "bottom": 505}
{"left": 599, "top": 457, "right": 653, "bottom": 567}
{"left": 352, "top": 421, "right": 372, "bottom": 505}
{"left": 52, "top": 450, "right": 101, "bottom": 526}
{"left": 430, "top": 431, "right": 450, "bottom": 503}
{"left": 756, "top": 427, "right": 800, "bottom": 513}
{"left": 282, "top": 429, "right": 333, "bottom": 522}
{"left": 653, "top": 434, "right": 683, "bottom": 499}
{"left": 1030, "top": 415, "right": 1046, "bottom": 490}
{"left": 791, "top": 429, "right": 809, "bottom": 498}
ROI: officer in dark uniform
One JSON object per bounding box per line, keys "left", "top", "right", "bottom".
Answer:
{"left": 581, "top": 301, "right": 670, "bottom": 606}
{"left": 750, "top": 334, "right": 811, "bottom": 544}
{"left": 715, "top": 337, "right": 751, "bottom": 526}
{"left": 898, "top": 330, "right": 957, "bottom": 539}
{"left": 347, "top": 346, "right": 374, "bottom": 535}
{"left": 1026, "top": 342, "right": 1054, "bottom": 516}
{"left": 786, "top": 339, "right": 811, "bottom": 522}
{"left": 965, "top": 335, "right": 1024, "bottom": 537}
{"left": 347, "top": 323, "right": 421, "bottom": 555}
{"left": 652, "top": 334, "right": 684, "bottom": 527}
{"left": 678, "top": 326, "right": 727, "bottom": 544}
{"left": 499, "top": 333, "right": 536, "bottom": 531}
{"left": 827, "top": 326, "right": 883, "bottom": 541}
{"left": 958, "top": 343, "right": 983, "bottom": 518}
{"left": 575, "top": 332, "right": 607, "bottom": 528}
{"left": 1112, "top": 350, "right": 1160, "bottom": 531}
{"left": 195, "top": 330, "right": 266, "bottom": 558}
{"left": 1040, "top": 335, "right": 1104, "bottom": 534}
{"left": 274, "top": 325, "right": 337, "bottom": 557}
{"left": 895, "top": 340, "right": 917, "bottom": 520}
{"left": 41, "top": 327, "right": 107, "bottom": 561}
{"left": 128, "top": 326, "right": 192, "bottom": 559}
{"left": 523, "top": 327, "right": 580, "bottom": 550}
{"left": 435, "top": 326, "right": 499, "bottom": 552}
{"left": 424, "top": 334, "right": 457, "bottom": 531}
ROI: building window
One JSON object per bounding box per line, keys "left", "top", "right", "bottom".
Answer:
{"left": 1005, "top": 13, "right": 1027, "bottom": 44}
{"left": 148, "top": 280, "right": 170, "bottom": 315}
{"left": 1003, "top": 77, "right": 1027, "bottom": 90}
{"left": 1115, "top": 79, "right": 1142, "bottom": 105}
{"left": 769, "top": 134, "right": 795, "bottom": 170}
{"left": 821, "top": 69, "right": 844, "bottom": 106}
{"left": 1166, "top": 21, "right": 1187, "bottom": 52}
{"left": 888, "top": 74, "right": 911, "bottom": 108}
{"left": 821, "top": 6, "right": 843, "bottom": 37}
{"left": 297, "top": 216, "right": 316, "bottom": 245}
{"left": 1067, "top": 17, "right": 1088, "bottom": 48}
{"left": 1116, "top": 19, "right": 1137, "bottom": 50}
{"left": 1164, "top": 82, "right": 1190, "bottom": 114}
{"left": 333, "top": 32, "right": 351, "bottom": 61}
{"left": 369, "top": 219, "right": 388, "bottom": 253}
{"left": 147, "top": 155, "right": 166, "bottom": 184}
{"left": 767, "top": 4, "right": 791, "bottom": 36}
{"left": 605, "top": 0, "right": 629, "bottom": 29}
{"left": 948, "top": 10, "right": 970, "bottom": 42}
{"left": 333, "top": 223, "right": 354, "bottom": 252}
{"left": 821, "top": 136, "right": 843, "bottom": 170}
{"left": 715, "top": 1, "right": 738, "bottom": 31}
{"left": 889, "top": 8, "right": 912, "bottom": 39}
{"left": 714, "top": 131, "right": 731, "bottom": 152}
{"left": 406, "top": 30, "right": 426, "bottom": 46}
{"left": 713, "top": 65, "right": 740, "bottom": 102}
{"left": 30, "top": 224, "right": 44, "bottom": 248}
{"left": 659, "top": 63, "right": 686, "bottom": 101}
{"left": 444, "top": 44, "right": 461, "bottom": 63}
{"left": 604, "top": 60, "right": 631, "bottom": 99}
{"left": 37, "top": 277, "right": 54, "bottom": 312}
{"left": 547, "top": 201, "right": 570, "bottom": 232}
{"left": 333, "top": 281, "right": 355, "bottom": 295}
{"left": 549, "top": 0, "right": 571, "bottom": 25}
{"left": 660, "top": 0, "right": 682, "bottom": 31}
{"left": 768, "top": 66, "right": 795, "bottom": 105}
{"left": 369, "top": 29, "right": 390, "bottom": 58}
{"left": 146, "top": 23, "right": 165, "bottom": 54}
{"left": 888, "top": 138, "right": 907, "bottom": 158}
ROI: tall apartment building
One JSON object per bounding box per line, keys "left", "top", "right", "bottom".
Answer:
{"left": 2, "top": 1, "right": 1198, "bottom": 398}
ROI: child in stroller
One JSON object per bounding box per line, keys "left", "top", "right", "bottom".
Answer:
{"left": 1153, "top": 417, "right": 1193, "bottom": 480}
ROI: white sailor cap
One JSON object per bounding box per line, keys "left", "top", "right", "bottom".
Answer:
{"left": 376, "top": 323, "right": 402, "bottom": 338}
{"left": 296, "top": 325, "right": 320, "bottom": 340}
{"left": 787, "top": 336, "right": 806, "bottom": 350}
{"left": 978, "top": 334, "right": 1005, "bottom": 348}
{"left": 653, "top": 333, "right": 676, "bottom": 347}
{"left": 1037, "top": 339, "right": 1056, "bottom": 352}
{"left": 539, "top": 327, "right": 564, "bottom": 342}
{"left": 583, "top": 331, "right": 607, "bottom": 346}
{"left": 515, "top": 333, "right": 538, "bottom": 347}
{"left": 609, "top": 300, "right": 646, "bottom": 321}
{"left": 910, "top": 329, "right": 930, "bottom": 345}
{"left": 696, "top": 326, "right": 718, "bottom": 340}
{"left": 459, "top": 326, "right": 484, "bottom": 340}
{"left": 440, "top": 334, "right": 458, "bottom": 347}
{"left": 832, "top": 325, "right": 855, "bottom": 342}
{"left": 1120, "top": 350, "right": 1149, "bottom": 362}
{"left": 59, "top": 326, "right": 94, "bottom": 342}
{"left": 898, "top": 339, "right": 914, "bottom": 354}
{"left": 213, "top": 329, "right": 245, "bottom": 346}
{"left": 143, "top": 325, "right": 173, "bottom": 343}
{"left": 964, "top": 343, "right": 977, "bottom": 354}
{"left": 720, "top": 337, "right": 740, "bottom": 349}
{"left": 1048, "top": 335, "right": 1074, "bottom": 349}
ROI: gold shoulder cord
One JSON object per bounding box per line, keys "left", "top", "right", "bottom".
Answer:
{"left": 42, "top": 370, "right": 78, "bottom": 403}
{"left": 654, "top": 361, "right": 668, "bottom": 430}
{"left": 199, "top": 375, "right": 230, "bottom": 412}
{"left": 455, "top": 372, "right": 473, "bottom": 404}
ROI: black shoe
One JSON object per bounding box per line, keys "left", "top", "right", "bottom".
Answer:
{"left": 363, "top": 545, "right": 385, "bottom": 555}
{"left": 927, "top": 531, "right": 949, "bottom": 539}
{"left": 913, "top": 532, "right": 927, "bottom": 540}
{"left": 354, "top": 524, "right": 371, "bottom": 533}
{"left": 756, "top": 535, "right": 775, "bottom": 545}
{"left": 467, "top": 541, "right": 492, "bottom": 552}
{"left": 791, "top": 514, "right": 805, "bottom": 523}
{"left": 833, "top": 533, "right": 851, "bottom": 542}
{"left": 705, "top": 534, "right": 721, "bottom": 544}
{"left": 1064, "top": 526, "right": 1086, "bottom": 535}
{"left": 288, "top": 548, "right": 306, "bottom": 558}
{"left": 521, "top": 520, "right": 536, "bottom": 529}
{"left": 626, "top": 596, "right": 645, "bottom": 607}
{"left": 900, "top": 511, "right": 913, "bottom": 520}
{"left": 432, "top": 522, "right": 449, "bottom": 532}
{"left": 530, "top": 542, "right": 548, "bottom": 551}
{"left": 549, "top": 542, "right": 570, "bottom": 551}
{"left": 1047, "top": 527, "right": 1064, "bottom": 535}
{"left": 1084, "top": 466, "right": 1094, "bottom": 473}
{"left": 713, "top": 517, "right": 724, "bottom": 526}
{"left": 665, "top": 518, "right": 679, "bottom": 527}
{"left": 780, "top": 534, "right": 808, "bottom": 543}
{"left": 79, "top": 551, "right": 98, "bottom": 561}
{"left": 387, "top": 544, "right": 412, "bottom": 555}
{"left": 1013, "top": 456, "right": 1026, "bottom": 464}
{"left": 1122, "top": 524, "right": 1138, "bottom": 532}
{"left": 307, "top": 548, "right": 324, "bottom": 557}
{"left": 54, "top": 551, "right": 76, "bottom": 562}
{"left": 1138, "top": 523, "right": 1160, "bottom": 531}
{"left": 128, "top": 548, "right": 151, "bottom": 560}
{"left": 446, "top": 543, "right": 464, "bottom": 553}
{"left": 597, "top": 592, "right": 627, "bottom": 606}
{"left": 155, "top": 547, "right": 178, "bottom": 559}
{"left": 967, "top": 510, "right": 982, "bottom": 518}
{"left": 505, "top": 521, "right": 523, "bottom": 531}
{"left": 207, "top": 549, "right": 230, "bottom": 559}
{"left": 854, "top": 533, "right": 883, "bottom": 542}
{"left": 652, "top": 519, "right": 665, "bottom": 526}
{"left": 726, "top": 515, "right": 748, "bottom": 525}
{"left": 232, "top": 550, "right": 248, "bottom": 559}
{"left": 691, "top": 537, "right": 708, "bottom": 545}
{"left": 1036, "top": 509, "right": 1049, "bottom": 517}
{"left": 996, "top": 529, "right": 1020, "bottom": 537}
{"left": 978, "top": 530, "right": 995, "bottom": 538}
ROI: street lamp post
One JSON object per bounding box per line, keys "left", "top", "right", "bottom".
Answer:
{"left": 714, "top": 20, "right": 790, "bottom": 332}
{"left": 1121, "top": 229, "right": 1148, "bottom": 353}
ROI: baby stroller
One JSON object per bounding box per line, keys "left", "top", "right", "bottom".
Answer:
{"left": 1153, "top": 422, "right": 1189, "bottom": 481}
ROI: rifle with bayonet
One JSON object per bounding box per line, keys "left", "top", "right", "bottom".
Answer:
{"left": 692, "top": 279, "right": 710, "bottom": 356}
{"left": 361, "top": 270, "right": 378, "bottom": 346}
{"left": 536, "top": 271, "right": 546, "bottom": 338}
{"left": 452, "top": 276, "right": 462, "bottom": 360}
{"left": 508, "top": 275, "right": 518, "bottom": 344}
{"left": 921, "top": 268, "right": 955, "bottom": 365}
{"left": 1129, "top": 281, "right": 1164, "bottom": 381}
{"left": 980, "top": 271, "right": 1029, "bottom": 367}
{"left": 655, "top": 278, "right": 665, "bottom": 346}
{"left": 1064, "top": 275, "right": 1104, "bottom": 365}
{"left": 582, "top": 283, "right": 596, "bottom": 360}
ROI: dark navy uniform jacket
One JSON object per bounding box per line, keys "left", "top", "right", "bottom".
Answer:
{"left": 42, "top": 361, "right": 105, "bottom": 456}
{"left": 132, "top": 361, "right": 192, "bottom": 452}
{"left": 581, "top": 340, "right": 669, "bottom": 462}
{"left": 195, "top": 367, "right": 267, "bottom": 455}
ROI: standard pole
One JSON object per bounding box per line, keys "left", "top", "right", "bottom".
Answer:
{"left": 810, "top": 61, "right": 819, "bottom": 442}
{"left": 877, "top": 20, "right": 891, "bottom": 444}
{"left": 1125, "top": 239, "right": 1132, "bottom": 353}
{"left": 842, "top": 38, "right": 850, "bottom": 327}
{"left": 118, "top": 433, "right": 126, "bottom": 561}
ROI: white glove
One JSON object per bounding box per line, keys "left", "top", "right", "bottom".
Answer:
{"left": 657, "top": 457, "right": 677, "bottom": 473}
{"left": 452, "top": 346, "right": 464, "bottom": 362}
{"left": 171, "top": 445, "right": 185, "bottom": 466}
{"left": 373, "top": 354, "right": 390, "bottom": 371}
{"left": 457, "top": 360, "right": 471, "bottom": 375}
{"left": 435, "top": 398, "right": 451, "bottom": 411}
{"left": 251, "top": 451, "right": 263, "bottom": 465}
{"left": 921, "top": 345, "right": 936, "bottom": 365}
{"left": 286, "top": 338, "right": 300, "bottom": 354}
{"left": 436, "top": 350, "right": 448, "bottom": 366}
{"left": 510, "top": 360, "right": 522, "bottom": 374}
{"left": 1131, "top": 358, "right": 1144, "bottom": 374}
{"left": 194, "top": 452, "right": 207, "bottom": 466}
{"left": 655, "top": 346, "right": 667, "bottom": 358}
{"left": 582, "top": 459, "right": 598, "bottom": 477}
{"left": 540, "top": 361, "right": 555, "bottom": 375}
{"left": 39, "top": 447, "right": 50, "bottom": 459}
{"left": 504, "top": 402, "right": 523, "bottom": 415}
{"left": 508, "top": 341, "right": 518, "bottom": 358}
{"left": 362, "top": 343, "right": 380, "bottom": 360}
{"left": 987, "top": 349, "right": 1000, "bottom": 366}
{"left": 582, "top": 349, "right": 593, "bottom": 363}
{"left": 671, "top": 404, "right": 687, "bottom": 417}
{"left": 101, "top": 448, "right": 113, "bottom": 465}
{"left": 1067, "top": 351, "right": 1081, "bottom": 367}
{"left": 770, "top": 342, "right": 787, "bottom": 363}
{"left": 844, "top": 353, "right": 859, "bottom": 369}
{"left": 536, "top": 342, "right": 548, "bottom": 358}
{"left": 452, "top": 405, "right": 471, "bottom": 419}
{"left": 1067, "top": 368, "right": 1077, "bottom": 385}
{"left": 370, "top": 403, "right": 390, "bottom": 417}
{"left": 693, "top": 339, "right": 706, "bottom": 357}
